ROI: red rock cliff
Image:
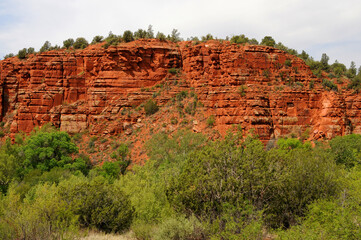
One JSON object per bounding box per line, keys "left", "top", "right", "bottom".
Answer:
{"left": 0, "top": 39, "right": 359, "bottom": 141}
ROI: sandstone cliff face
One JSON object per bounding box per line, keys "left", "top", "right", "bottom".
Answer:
{"left": 0, "top": 39, "right": 359, "bottom": 141}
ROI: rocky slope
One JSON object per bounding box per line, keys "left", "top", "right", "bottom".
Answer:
{"left": 1, "top": 39, "right": 360, "bottom": 145}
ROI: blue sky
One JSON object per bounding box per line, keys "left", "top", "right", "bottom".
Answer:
{"left": 1, "top": 0, "right": 361, "bottom": 67}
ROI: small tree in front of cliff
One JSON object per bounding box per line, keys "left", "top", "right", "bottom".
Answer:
{"left": 144, "top": 99, "right": 159, "bottom": 115}
{"left": 261, "top": 36, "right": 276, "bottom": 47}
{"left": 63, "top": 38, "right": 74, "bottom": 49}
{"left": 123, "top": 30, "right": 134, "bottom": 43}
{"left": 73, "top": 37, "right": 89, "bottom": 49}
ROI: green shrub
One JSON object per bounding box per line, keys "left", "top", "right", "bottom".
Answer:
{"left": 206, "top": 115, "right": 215, "bottom": 127}
{"left": 21, "top": 131, "right": 78, "bottom": 173}
{"left": 329, "top": 134, "right": 361, "bottom": 168}
{"left": 63, "top": 38, "right": 74, "bottom": 49}
{"left": 284, "top": 59, "right": 292, "bottom": 67}
{"left": 168, "top": 68, "right": 179, "bottom": 75}
{"left": 3, "top": 53, "right": 14, "bottom": 59}
{"left": 170, "top": 29, "right": 181, "bottom": 42}
{"left": 230, "top": 34, "right": 249, "bottom": 44}
{"left": 201, "top": 33, "right": 214, "bottom": 42}
{"left": 134, "top": 29, "right": 147, "bottom": 39}
{"left": 103, "top": 32, "right": 120, "bottom": 48}
{"left": 153, "top": 215, "right": 206, "bottom": 240}
{"left": 91, "top": 35, "right": 104, "bottom": 44}
{"left": 261, "top": 36, "right": 276, "bottom": 47}
{"left": 59, "top": 175, "right": 133, "bottom": 233}
{"left": 39, "top": 41, "right": 51, "bottom": 53}
{"left": 1, "top": 183, "right": 79, "bottom": 240}
{"left": 309, "top": 79, "right": 315, "bottom": 89}
{"left": 17, "top": 48, "right": 27, "bottom": 59}
{"left": 322, "top": 79, "right": 338, "bottom": 91}
{"left": 73, "top": 37, "right": 89, "bottom": 49}
{"left": 156, "top": 32, "right": 166, "bottom": 41}
{"left": 123, "top": 30, "right": 134, "bottom": 42}
{"left": 144, "top": 99, "right": 159, "bottom": 115}
{"left": 27, "top": 47, "right": 35, "bottom": 54}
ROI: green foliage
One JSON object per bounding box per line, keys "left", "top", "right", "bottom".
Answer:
{"left": 347, "top": 61, "right": 357, "bottom": 79}
{"left": 329, "top": 134, "right": 361, "bottom": 168}
{"left": 134, "top": 28, "right": 147, "bottom": 39}
{"left": 284, "top": 59, "right": 292, "bottom": 67}
{"left": 91, "top": 35, "right": 104, "bottom": 44}
{"left": 63, "top": 38, "right": 74, "bottom": 49}
{"left": 175, "top": 91, "right": 187, "bottom": 101}
{"left": 59, "top": 175, "right": 133, "bottom": 233}
{"left": 17, "top": 48, "right": 28, "bottom": 59}
{"left": 153, "top": 215, "right": 206, "bottom": 240}
{"left": 331, "top": 61, "right": 347, "bottom": 77}
{"left": 39, "top": 41, "right": 51, "bottom": 53}
{"left": 0, "top": 151, "right": 18, "bottom": 193}
{"left": 0, "top": 183, "right": 78, "bottom": 239}
{"left": 156, "top": 32, "right": 166, "bottom": 41}
{"left": 299, "top": 50, "right": 309, "bottom": 61}
{"left": 170, "top": 29, "right": 181, "bottom": 42}
{"left": 103, "top": 31, "right": 121, "bottom": 48}
{"left": 309, "top": 79, "right": 315, "bottom": 89}
{"left": 104, "top": 143, "right": 131, "bottom": 177}
{"left": 322, "top": 79, "right": 338, "bottom": 91}
{"left": 320, "top": 53, "right": 330, "bottom": 71}
{"left": 201, "top": 34, "right": 214, "bottom": 41}
{"left": 168, "top": 68, "right": 179, "bottom": 75}
{"left": 238, "top": 85, "right": 247, "bottom": 96}
{"left": 348, "top": 74, "right": 361, "bottom": 91}
{"left": 265, "top": 147, "right": 340, "bottom": 228}
{"left": 277, "top": 138, "right": 309, "bottom": 150}
{"left": 167, "top": 133, "right": 340, "bottom": 230}
{"left": 144, "top": 99, "right": 159, "bottom": 115}
{"left": 206, "top": 115, "right": 215, "bottom": 127}
{"left": 3, "top": 53, "right": 14, "bottom": 59}
{"left": 146, "top": 25, "right": 155, "bottom": 39}
{"left": 208, "top": 203, "right": 264, "bottom": 240}
{"left": 230, "top": 34, "right": 249, "bottom": 44}
{"left": 21, "top": 130, "right": 78, "bottom": 172}
{"left": 123, "top": 30, "right": 134, "bottom": 42}
{"left": 261, "top": 36, "right": 276, "bottom": 47}
{"left": 73, "top": 37, "right": 89, "bottom": 49}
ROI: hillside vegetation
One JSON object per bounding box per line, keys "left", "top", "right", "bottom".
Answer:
{"left": 1, "top": 126, "right": 361, "bottom": 239}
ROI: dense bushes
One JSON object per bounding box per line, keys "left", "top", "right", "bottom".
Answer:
{"left": 59, "top": 175, "right": 133, "bottom": 233}
{"left": 2, "top": 123, "right": 361, "bottom": 238}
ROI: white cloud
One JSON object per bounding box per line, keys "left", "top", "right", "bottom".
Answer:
{"left": 0, "top": 0, "right": 361, "bottom": 66}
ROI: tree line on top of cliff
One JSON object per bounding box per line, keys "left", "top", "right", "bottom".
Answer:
{"left": 2, "top": 25, "right": 361, "bottom": 90}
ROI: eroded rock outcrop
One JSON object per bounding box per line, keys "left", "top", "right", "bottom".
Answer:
{"left": 0, "top": 39, "right": 359, "bottom": 141}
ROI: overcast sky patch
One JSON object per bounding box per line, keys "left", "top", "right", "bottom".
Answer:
{"left": 0, "top": 0, "right": 360, "bottom": 66}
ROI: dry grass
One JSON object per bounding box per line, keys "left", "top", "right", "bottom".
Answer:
{"left": 80, "top": 231, "right": 136, "bottom": 240}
